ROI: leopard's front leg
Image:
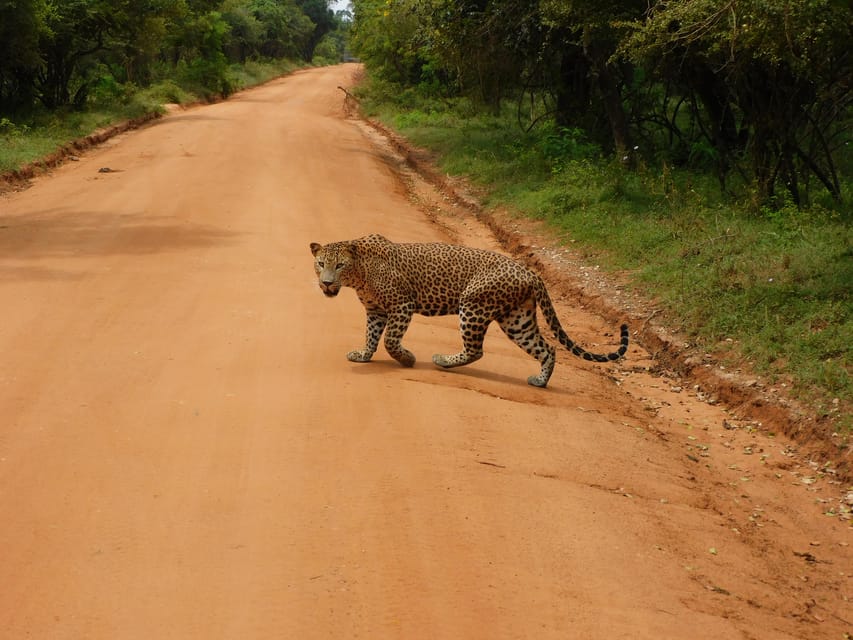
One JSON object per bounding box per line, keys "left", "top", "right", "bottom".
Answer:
{"left": 383, "top": 307, "right": 416, "bottom": 367}
{"left": 347, "top": 310, "right": 387, "bottom": 363}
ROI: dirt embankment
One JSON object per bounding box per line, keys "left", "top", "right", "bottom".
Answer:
{"left": 1, "top": 113, "right": 161, "bottom": 193}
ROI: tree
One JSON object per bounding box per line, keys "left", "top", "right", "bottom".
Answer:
{"left": 36, "top": 0, "right": 120, "bottom": 108}
{"left": 540, "top": 1, "right": 647, "bottom": 158}
{"left": 295, "top": 0, "right": 337, "bottom": 61}
{"left": 0, "top": 0, "right": 47, "bottom": 112}
{"left": 180, "top": 10, "right": 233, "bottom": 94}
{"left": 426, "top": 0, "right": 532, "bottom": 111}
{"left": 624, "top": 0, "right": 852, "bottom": 203}
{"left": 250, "top": 0, "right": 314, "bottom": 59}
{"left": 350, "top": 0, "right": 432, "bottom": 86}
{"left": 221, "top": 0, "right": 264, "bottom": 62}
{"left": 111, "top": 1, "right": 179, "bottom": 85}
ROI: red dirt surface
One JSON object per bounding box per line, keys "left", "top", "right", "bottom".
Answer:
{"left": 1, "top": 64, "right": 850, "bottom": 639}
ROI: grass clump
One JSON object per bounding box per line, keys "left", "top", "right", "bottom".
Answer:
{"left": 0, "top": 110, "right": 131, "bottom": 173}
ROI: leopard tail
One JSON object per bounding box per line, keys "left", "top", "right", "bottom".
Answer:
{"left": 534, "top": 278, "right": 629, "bottom": 362}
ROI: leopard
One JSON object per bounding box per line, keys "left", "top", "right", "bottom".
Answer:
{"left": 310, "top": 234, "right": 629, "bottom": 388}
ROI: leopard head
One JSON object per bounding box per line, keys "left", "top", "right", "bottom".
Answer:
{"left": 310, "top": 241, "right": 356, "bottom": 297}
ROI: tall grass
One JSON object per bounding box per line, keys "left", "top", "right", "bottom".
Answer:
{"left": 361, "top": 85, "right": 852, "bottom": 425}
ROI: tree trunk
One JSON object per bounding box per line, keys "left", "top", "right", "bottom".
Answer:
{"left": 690, "top": 65, "right": 740, "bottom": 188}
{"left": 584, "top": 38, "right": 632, "bottom": 161}
{"left": 554, "top": 46, "right": 591, "bottom": 129}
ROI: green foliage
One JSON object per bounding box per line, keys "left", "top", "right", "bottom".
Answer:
{"left": 0, "top": 1, "right": 346, "bottom": 116}
{"left": 0, "top": 0, "right": 46, "bottom": 112}
{"left": 227, "top": 57, "right": 300, "bottom": 88}
{"left": 35, "top": 0, "right": 121, "bottom": 108}
{"left": 295, "top": 0, "right": 337, "bottom": 60}
{"left": 221, "top": 0, "right": 265, "bottom": 62}
{"left": 350, "top": 0, "right": 852, "bottom": 208}
{"left": 178, "top": 11, "right": 234, "bottom": 96}
{"left": 350, "top": 0, "right": 438, "bottom": 87}
{"left": 137, "top": 79, "right": 192, "bottom": 106}
{"left": 248, "top": 0, "right": 315, "bottom": 59}
{"left": 623, "top": 0, "right": 852, "bottom": 205}
{"left": 0, "top": 118, "right": 31, "bottom": 137}
{"left": 540, "top": 126, "right": 601, "bottom": 172}
{"left": 312, "top": 31, "right": 345, "bottom": 65}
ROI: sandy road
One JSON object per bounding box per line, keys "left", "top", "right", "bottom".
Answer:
{"left": 0, "top": 64, "right": 850, "bottom": 639}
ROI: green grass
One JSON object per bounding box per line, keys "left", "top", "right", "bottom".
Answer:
{"left": 0, "top": 111, "right": 128, "bottom": 173}
{"left": 229, "top": 59, "right": 302, "bottom": 89}
{"left": 360, "top": 86, "right": 852, "bottom": 428}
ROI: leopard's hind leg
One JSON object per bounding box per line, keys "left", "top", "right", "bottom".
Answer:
{"left": 497, "top": 299, "right": 556, "bottom": 387}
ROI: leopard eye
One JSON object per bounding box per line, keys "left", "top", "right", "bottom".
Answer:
{"left": 336, "top": 262, "right": 345, "bottom": 269}
{"left": 317, "top": 260, "right": 325, "bottom": 267}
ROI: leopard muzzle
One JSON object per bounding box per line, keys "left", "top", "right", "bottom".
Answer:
{"left": 319, "top": 280, "right": 340, "bottom": 297}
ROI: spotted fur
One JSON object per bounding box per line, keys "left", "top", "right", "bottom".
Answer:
{"left": 310, "top": 234, "right": 628, "bottom": 388}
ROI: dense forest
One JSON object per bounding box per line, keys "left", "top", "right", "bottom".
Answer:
{"left": 350, "top": 0, "right": 851, "bottom": 208}
{"left": 3, "top": 0, "right": 849, "bottom": 209}
{"left": 0, "top": 0, "right": 347, "bottom": 113}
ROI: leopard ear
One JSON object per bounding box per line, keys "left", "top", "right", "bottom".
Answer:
{"left": 310, "top": 242, "right": 323, "bottom": 256}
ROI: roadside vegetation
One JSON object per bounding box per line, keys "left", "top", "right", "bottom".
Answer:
{"left": 347, "top": 0, "right": 852, "bottom": 431}
{"left": 0, "top": 0, "right": 351, "bottom": 174}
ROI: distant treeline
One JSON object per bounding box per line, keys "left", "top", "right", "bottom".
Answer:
{"left": 0, "top": 1, "right": 348, "bottom": 111}
{"left": 350, "top": 0, "right": 851, "bottom": 207}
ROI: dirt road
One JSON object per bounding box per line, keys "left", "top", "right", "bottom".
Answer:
{"left": 0, "top": 64, "right": 850, "bottom": 639}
